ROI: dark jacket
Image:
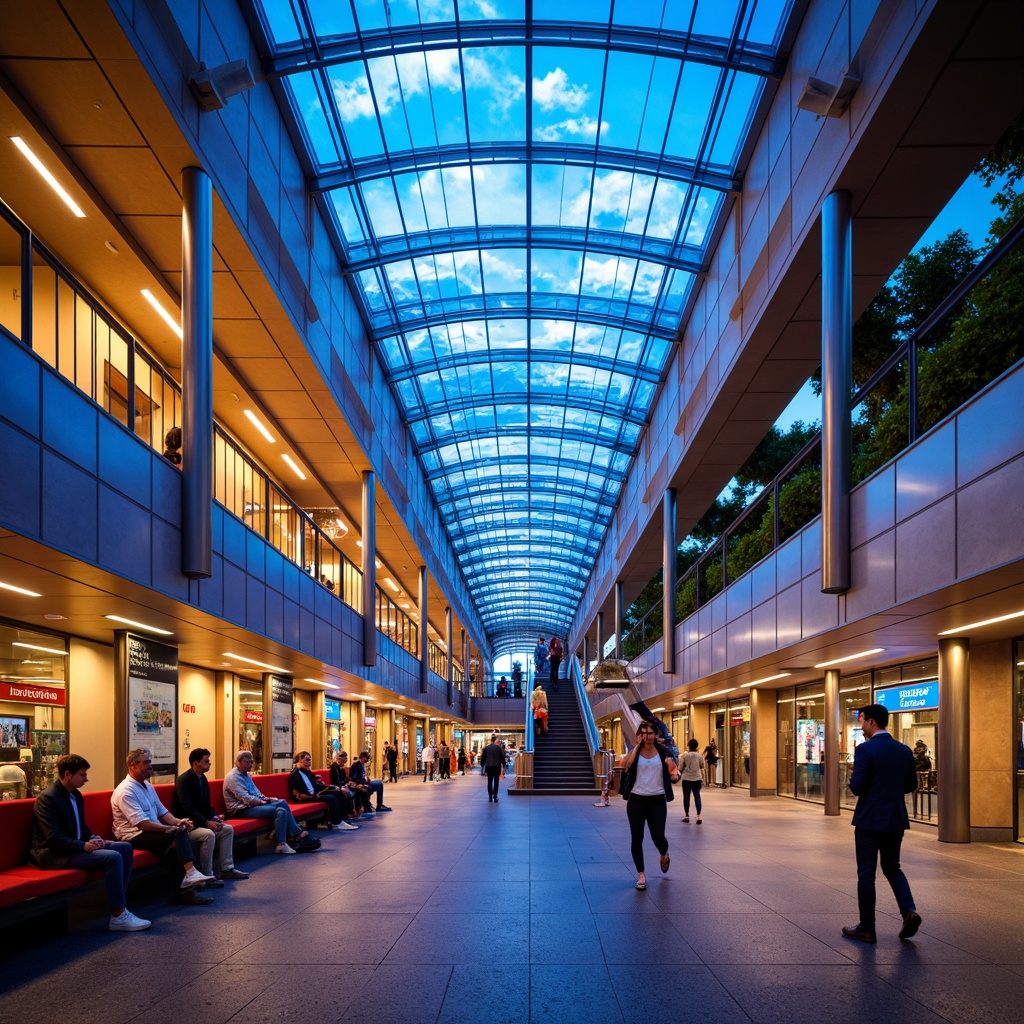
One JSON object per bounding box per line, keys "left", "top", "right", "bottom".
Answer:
{"left": 329, "top": 763, "right": 350, "bottom": 789}
{"left": 481, "top": 742, "right": 504, "bottom": 770}
{"left": 348, "top": 760, "right": 371, "bottom": 788}
{"left": 289, "top": 767, "right": 328, "bottom": 802}
{"left": 849, "top": 731, "right": 917, "bottom": 831}
{"left": 173, "top": 768, "right": 216, "bottom": 827}
{"left": 621, "top": 742, "right": 675, "bottom": 802}
{"left": 29, "top": 780, "right": 93, "bottom": 869}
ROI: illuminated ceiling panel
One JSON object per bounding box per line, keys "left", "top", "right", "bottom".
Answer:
{"left": 246, "top": 0, "right": 798, "bottom": 653}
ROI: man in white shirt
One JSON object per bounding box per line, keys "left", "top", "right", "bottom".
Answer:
{"left": 421, "top": 741, "right": 435, "bottom": 783}
{"left": 111, "top": 748, "right": 216, "bottom": 905}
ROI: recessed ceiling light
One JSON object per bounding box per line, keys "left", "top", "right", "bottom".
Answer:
{"left": 383, "top": 577, "right": 400, "bottom": 593}
{"left": 12, "top": 642, "right": 67, "bottom": 656}
{"left": 105, "top": 615, "right": 173, "bottom": 635}
{"left": 748, "top": 672, "right": 792, "bottom": 685}
{"left": 141, "top": 288, "right": 183, "bottom": 339}
{"left": 0, "top": 580, "right": 42, "bottom": 597}
{"left": 813, "top": 649, "right": 884, "bottom": 668}
{"left": 43, "top": 613, "right": 65, "bottom": 620}
{"left": 222, "top": 652, "right": 286, "bottom": 672}
{"left": 244, "top": 409, "right": 275, "bottom": 443}
{"left": 939, "top": 610, "right": 1024, "bottom": 635}
{"left": 281, "top": 453, "right": 306, "bottom": 481}
{"left": 696, "top": 687, "right": 737, "bottom": 699}
{"left": 10, "top": 136, "right": 86, "bottom": 217}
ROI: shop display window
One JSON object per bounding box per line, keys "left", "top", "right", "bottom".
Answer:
{"left": 777, "top": 688, "right": 795, "bottom": 797}
{"left": 794, "top": 683, "right": 825, "bottom": 803}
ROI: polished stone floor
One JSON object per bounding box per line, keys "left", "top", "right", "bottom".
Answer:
{"left": 2, "top": 775, "right": 1023, "bottom": 1023}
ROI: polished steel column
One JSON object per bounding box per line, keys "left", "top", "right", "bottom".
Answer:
{"left": 824, "top": 669, "right": 841, "bottom": 815}
{"left": 663, "top": 488, "right": 677, "bottom": 672}
{"left": 361, "top": 471, "right": 377, "bottom": 666}
{"left": 938, "top": 637, "right": 971, "bottom": 842}
{"left": 445, "top": 606, "right": 453, "bottom": 707}
{"left": 460, "top": 628, "right": 467, "bottom": 696}
{"left": 614, "top": 581, "right": 624, "bottom": 659}
{"left": 181, "top": 166, "right": 213, "bottom": 578}
{"left": 821, "top": 190, "right": 852, "bottom": 594}
{"left": 583, "top": 636, "right": 589, "bottom": 678}
{"left": 596, "top": 612, "right": 604, "bottom": 664}
{"left": 418, "top": 566, "right": 428, "bottom": 693}
{"left": 748, "top": 688, "right": 760, "bottom": 797}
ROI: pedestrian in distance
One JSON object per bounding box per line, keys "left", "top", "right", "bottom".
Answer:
{"left": 481, "top": 733, "right": 505, "bottom": 803}
{"left": 703, "top": 738, "right": 720, "bottom": 787}
{"left": 619, "top": 722, "right": 680, "bottom": 891}
{"left": 531, "top": 683, "right": 549, "bottom": 735}
{"left": 842, "top": 703, "right": 922, "bottom": 944}
{"left": 679, "top": 739, "right": 705, "bottom": 824}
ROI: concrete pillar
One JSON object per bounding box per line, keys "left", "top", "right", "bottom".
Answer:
{"left": 821, "top": 189, "right": 852, "bottom": 594}
{"left": 824, "top": 669, "right": 840, "bottom": 815}
{"left": 938, "top": 637, "right": 970, "bottom": 843}
{"left": 445, "top": 606, "right": 453, "bottom": 707}
{"left": 311, "top": 690, "right": 326, "bottom": 768}
{"left": 663, "top": 488, "right": 677, "bottom": 672}
{"left": 614, "top": 581, "right": 624, "bottom": 659}
{"left": 418, "top": 566, "right": 428, "bottom": 693}
{"left": 596, "top": 613, "right": 604, "bottom": 664}
{"left": 181, "top": 166, "right": 213, "bottom": 578}
{"left": 361, "top": 471, "right": 377, "bottom": 666}
{"left": 748, "top": 688, "right": 777, "bottom": 796}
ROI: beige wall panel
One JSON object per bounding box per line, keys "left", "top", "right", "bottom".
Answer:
{"left": 177, "top": 664, "right": 215, "bottom": 776}
{"left": 969, "top": 640, "right": 1012, "bottom": 829}
{"left": 69, "top": 639, "right": 116, "bottom": 790}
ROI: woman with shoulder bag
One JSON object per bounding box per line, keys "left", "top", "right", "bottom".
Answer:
{"left": 619, "top": 722, "right": 680, "bottom": 891}
{"left": 679, "top": 739, "right": 705, "bottom": 824}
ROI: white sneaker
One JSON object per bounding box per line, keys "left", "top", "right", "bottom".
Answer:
{"left": 275, "top": 842, "right": 297, "bottom": 855}
{"left": 109, "top": 909, "right": 151, "bottom": 931}
{"left": 335, "top": 820, "right": 358, "bottom": 831}
{"left": 181, "top": 867, "right": 216, "bottom": 888}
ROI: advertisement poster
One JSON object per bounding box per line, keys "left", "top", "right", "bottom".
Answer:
{"left": 796, "top": 719, "right": 824, "bottom": 764}
{"left": 269, "top": 675, "right": 293, "bottom": 773}
{"left": 127, "top": 634, "right": 178, "bottom": 777}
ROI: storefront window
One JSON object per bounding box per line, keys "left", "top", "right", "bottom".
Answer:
{"left": 237, "top": 679, "right": 264, "bottom": 773}
{"left": 711, "top": 702, "right": 726, "bottom": 787}
{"left": 840, "top": 673, "right": 871, "bottom": 810}
{"left": 729, "top": 697, "right": 750, "bottom": 788}
{"left": 777, "top": 688, "right": 794, "bottom": 796}
{"left": 1015, "top": 640, "right": 1024, "bottom": 844}
{"left": 0, "top": 624, "right": 68, "bottom": 797}
{"left": 795, "top": 682, "right": 825, "bottom": 803}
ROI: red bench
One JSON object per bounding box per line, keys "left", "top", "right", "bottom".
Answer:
{"left": 0, "top": 771, "right": 329, "bottom": 920}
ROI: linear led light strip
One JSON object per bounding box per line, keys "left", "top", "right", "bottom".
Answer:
{"left": 0, "top": 580, "right": 42, "bottom": 597}
{"left": 222, "top": 652, "right": 286, "bottom": 672}
{"left": 141, "top": 289, "right": 183, "bottom": 339}
{"left": 10, "top": 136, "right": 86, "bottom": 217}
{"left": 105, "top": 615, "right": 173, "bottom": 635}
{"left": 813, "top": 648, "right": 885, "bottom": 668}
{"left": 939, "top": 609, "right": 1024, "bottom": 635}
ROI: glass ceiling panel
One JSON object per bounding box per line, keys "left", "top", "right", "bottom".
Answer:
{"left": 250, "top": 0, "right": 796, "bottom": 652}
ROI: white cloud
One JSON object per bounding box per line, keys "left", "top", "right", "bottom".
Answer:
{"left": 333, "top": 72, "right": 390, "bottom": 120}
{"left": 464, "top": 52, "right": 525, "bottom": 113}
{"left": 534, "top": 116, "right": 608, "bottom": 142}
{"left": 533, "top": 68, "right": 588, "bottom": 112}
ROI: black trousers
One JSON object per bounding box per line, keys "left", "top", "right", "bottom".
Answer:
{"left": 129, "top": 829, "right": 194, "bottom": 880}
{"left": 626, "top": 794, "right": 668, "bottom": 872}
{"left": 485, "top": 766, "right": 501, "bottom": 800}
{"left": 854, "top": 827, "right": 915, "bottom": 929}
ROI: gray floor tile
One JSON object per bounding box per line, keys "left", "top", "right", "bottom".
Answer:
{"left": 529, "top": 964, "right": 624, "bottom": 1024}
{"left": 871, "top": 964, "right": 1024, "bottom": 1023}
{"left": 439, "top": 963, "right": 530, "bottom": 1024}
{"left": 530, "top": 912, "right": 604, "bottom": 964}
{"left": 609, "top": 963, "right": 750, "bottom": 1022}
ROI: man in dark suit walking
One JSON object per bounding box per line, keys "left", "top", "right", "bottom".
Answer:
{"left": 481, "top": 733, "right": 504, "bottom": 803}
{"left": 843, "top": 703, "right": 921, "bottom": 944}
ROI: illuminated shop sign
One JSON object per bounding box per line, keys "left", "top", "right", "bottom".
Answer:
{"left": 243, "top": 710, "right": 264, "bottom": 723}
{"left": 875, "top": 681, "right": 938, "bottom": 712}
{"left": 364, "top": 716, "right": 376, "bottom": 729}
{"left": 0, "top": 682, "right": 67, "bottom": 705}
{"left": 325, "top": 698, "right": 341, "bottom": 721}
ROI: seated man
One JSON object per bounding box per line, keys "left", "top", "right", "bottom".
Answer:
{"left": 29, "top": 753, "right": 150, "bottom": 932}
{"left": 173, "top": 748, "right": 250, "bottom": 883}
{"left": 496, "top": 676, "right": 509, "bottom": 697}
{"left": 350, "top": 751, "right": 391, "bottom": 812}
{"left": 223, "top": 750, "right": 318, "bottom": 854}
{"left": 289, "top": 751, "right": 357, "bottom": 831}
{"left": 329, "top": 751, "right": 369, "bottom": 816}
{"left": 111, "top": 748, "right": 215, "bottom": 906}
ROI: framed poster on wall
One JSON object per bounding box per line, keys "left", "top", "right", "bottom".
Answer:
{"left": 269, "top": 675, "right": 293, "bottom": 773}
{"left": 126, "top": 634, "right": 178, "bottom": 779}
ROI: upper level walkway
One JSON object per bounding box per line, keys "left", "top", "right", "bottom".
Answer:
{"left": 2, "top": 781, "right": 1022, "bottom": 1022}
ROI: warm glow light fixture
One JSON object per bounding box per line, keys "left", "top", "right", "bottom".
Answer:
{"left": 281, "top": 453, "right": 306, "bottom": 481}
{"left": 939, "top": 609, "right": 1024, "bottom": 635}
{"left": 10, "top": 136, "right": 86, "bottom": 217}
{"left": 0, "top": 580, "right": 41, "bottom": 597}
{"left": 222, "top": 652, "right": 285, "bottom": 671}
{"left": 244, "top": 410, "right": 275, "bottom": 443}
{"left": 12, "top": 642, "right": 67, "bottom": 656}
{"left": 748, "top": 672, "right": 791, "bottom": 685}
{"left": 697, "top": 687, "right": 737, "bottom": 700}
{"left": 141, "top": 289, "right": 183, "bottom": 339}
{"left": 106, "top": 615, "right": 173, "bottom": 635}
{"left": 383, "top": 577, "right": 400, "bottom": 593}
{"left": 813, "top": 649, "right": 885, "bottom": 668}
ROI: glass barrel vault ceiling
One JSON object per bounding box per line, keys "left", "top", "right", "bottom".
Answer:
{"left": 247, "top": 0, "right": 797, "bottom": 653}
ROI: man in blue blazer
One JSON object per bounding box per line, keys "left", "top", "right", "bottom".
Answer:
{"left": 843, "top": 704, "right": 921, "bottom": 943}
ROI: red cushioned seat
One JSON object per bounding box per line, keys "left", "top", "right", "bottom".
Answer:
{"left": 5, "top": 866, "right": 91, "bottom": 897}
{"left": 0, "top": 800, "right": 35, "bottom": 871}
{"left": 0, "top": 873, "right": 42, "bottom": 908}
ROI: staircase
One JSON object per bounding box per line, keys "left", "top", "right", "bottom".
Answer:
{"left": 513, "top": 668, "right": 598, "bottom": 796}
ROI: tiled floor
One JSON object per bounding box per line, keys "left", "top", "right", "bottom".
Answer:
{"left": 3, "top": 776, "right": 1024, "bottom": 1023}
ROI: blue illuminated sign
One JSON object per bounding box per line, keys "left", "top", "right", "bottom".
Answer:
{"left": 875, "top": 681, "right": 938, "bottom": 712}
{"left": 324, "top": 698, "right": 341, "bottom": 721}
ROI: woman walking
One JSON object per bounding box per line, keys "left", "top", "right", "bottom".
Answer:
{"left": 680, "top": 739, "right": 704, "bottom": 824}
{"left": 620, "top": 722, "right": 680, "bottom": 890}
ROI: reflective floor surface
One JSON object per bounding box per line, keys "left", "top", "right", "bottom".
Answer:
{"left": 2, "top": 776, "right": 1023, "bottom": 1023}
